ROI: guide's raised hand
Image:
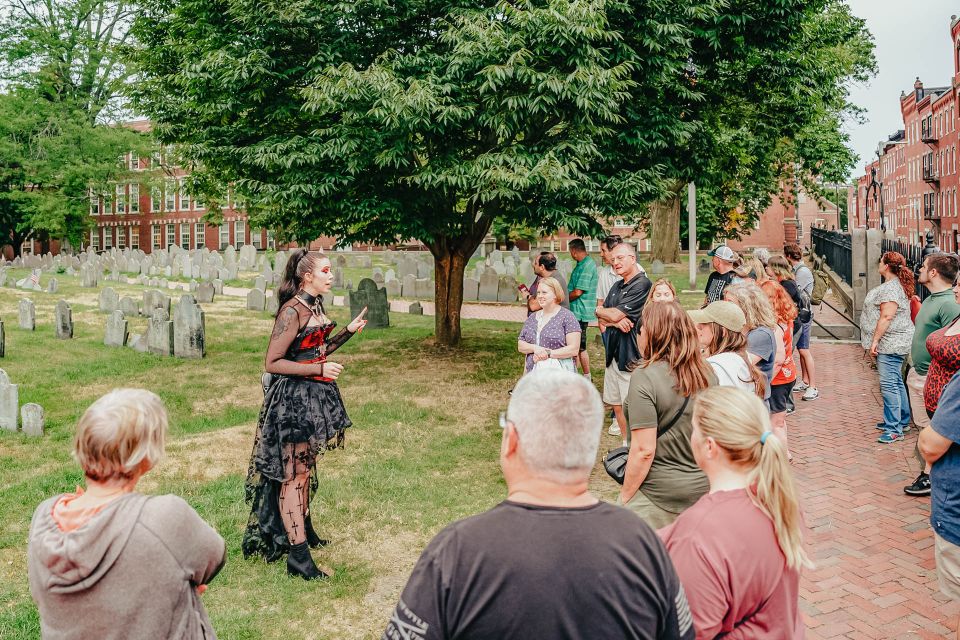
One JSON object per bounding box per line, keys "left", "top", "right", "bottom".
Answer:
{"left": 349, "top": 307, "right": 368, "bottom": 333}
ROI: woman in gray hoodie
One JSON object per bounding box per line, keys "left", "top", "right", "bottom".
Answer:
{"left": 28, "top": 389, "right": 226, "bottom": 639}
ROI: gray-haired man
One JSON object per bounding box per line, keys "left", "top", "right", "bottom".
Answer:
{"left": 383, "top": 370, "right": 694, "bottom": 640}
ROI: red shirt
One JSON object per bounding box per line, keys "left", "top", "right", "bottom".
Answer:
{"left": 659, "top": 489, "right": 804, "bottom": 639}
{"left": 773, "top": 320, "right": 797, "bottom": 385}
{"left": 925, "top": 324, "right": 960, "bottom": 414}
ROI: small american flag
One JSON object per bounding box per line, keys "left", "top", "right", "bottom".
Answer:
{"left": 29, "top": 269, "right": 40, "bottom": 287}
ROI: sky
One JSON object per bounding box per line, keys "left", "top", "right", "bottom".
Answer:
{"left": 844, "top": 0, "right": 957, "bottom": 175}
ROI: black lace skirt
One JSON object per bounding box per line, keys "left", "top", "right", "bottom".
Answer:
{"left": 242, "top": 376, "right": 351, "bottom": 561}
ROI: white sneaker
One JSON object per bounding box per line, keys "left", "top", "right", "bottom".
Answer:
{"left": 793, "top": 381, "right": 809, "bottom": 393}
{"left": 802, "top": 387, "right": 819, "bottom": 401}
{"left": 583, "top": 372, "right": 592, "bottom": 381}
{"left": 608, "top": 421, "right": 622, "bottom": 436}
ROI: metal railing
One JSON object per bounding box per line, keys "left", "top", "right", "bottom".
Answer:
{"left": 881, "top": 237, "right": 933, "bottom": 301}
{"left": 811, "top": 227, "right": 852, "bottom": 285}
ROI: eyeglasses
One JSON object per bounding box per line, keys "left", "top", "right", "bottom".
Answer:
{"left": 611, "top": 255, "right": 636, "bottom": 263}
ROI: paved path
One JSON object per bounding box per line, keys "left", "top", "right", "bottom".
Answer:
{"left": 793, "top": 342, "right": 957, "bottom": 639}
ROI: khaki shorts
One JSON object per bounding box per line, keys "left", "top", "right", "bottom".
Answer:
{"left": 936, "top": 533, "right": 960, "bottom": 600}
{"left": 603, "top": 364, "right": 632, "bottom": 405}
{"left": 906, "top": 368, "right": 931, "bottom": 430}
{"left": 621, "top": 490, "right": 678, "bottom": 529}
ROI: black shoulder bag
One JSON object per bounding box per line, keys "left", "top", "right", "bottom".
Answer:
{"left": 602, "top": 395, "right": 690, "bottom": 485}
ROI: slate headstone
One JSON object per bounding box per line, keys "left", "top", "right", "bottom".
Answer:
{"left": 386, "top": 279, "right": 402, "bottom": 299}
{"left": 349, "top": 278, "right": 389, "bottom": 329}
{"left": 47, "top": 278, "right": 57, "bottom": 293}
{"left": 254, "top": 276, "right": 267, "bottom": 292}
{"left": 498, "top": 275, "right": 519, "bottom": 303}
{"left": 120, "top": 297, "right": 140, "bottom": 317}
{"left": 463, "top": 277, "right": 479, "bottom": 302}
{"left": 408, "top": 301, "right": 423, "bottom": 315}
{"left": 650, "top": 260, "right": 665, "bottom": 275}
{"left": 414, "top": 278, "right": 432, "bottom": 298}
{"left": 196, "top": 282, "right": 215, "bottom": 304}
{"left": 99, "top": 287, "right": 119, "bottom": 313}
{"left": 55, "top": 300, "right": 73, "bottom": 339}
{"left": 173, "top": 295, "right": 205, "bottom": 359}
{"left": 147, "top": 309, "right": 174, "bottom": 356}
{"left": 265, "top": 292, "right": 279, "bottom": 315}
{"left": 246, "top": 288, "right": 266, "bottom": 311}
{"left": 479, "top": 269, "right": 499, "bottom": 302}
{"left": 401, "top": 274, "right": 416, "bottom": 298}
{"left": 104, "top": 310, "right": 128, "bottom": 347}
{"left": 0, "top": 368, "right": 18, "bottom": 431}
{"left": 21, "top": 403, "right": 43, "bottom": 437}
{"left": 18, "top": 298, "right": 35, "bottom": 330}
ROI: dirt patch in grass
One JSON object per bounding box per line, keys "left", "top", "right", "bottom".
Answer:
{"left": 192, "top": 382, "right": 263, "bottom": 415}
{"left": 140, "top": 424, "right": 255, "bottom": 491}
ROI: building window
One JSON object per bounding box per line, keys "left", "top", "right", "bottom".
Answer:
{"left": 152, "top": 224, "right": 161, "bottom": 249}
{"left": 166, "top": 223, "right": 175, "bottom": 248}
{"left": 129, "top": 153, "right": 139, "bottom": 171}
{"left": 219, "top": 222, "right": 230, "bottom": 249}
{"left": 129, "top": 184, "right": 139, "bottom": 213}
{"left": 115, "top": 184, "right": 125, "bottom": 214}
{"left": 179, "top": 180, "right": 191, "bottom": 211}
{"left": 151, "top": 187, "right": 161, "bottom": 212}
{"left": 165, "top": 180, "right": 176, "bottom": 211}
{"left": 195, "top": 222, "right": 205, "bottom": 249}
{"left": 117, "top": 226, "right": 127, "bottom": 249}
{"left": 89, "top": 191, "right": 99, "bottom": 216}
{"left": 180, "top": 223, "right": 190, "bottom": 248}
{"left": 251, "top": 228, "right": 263, "bottom": 249}
{"left": 103, "top": 192, "right": 112, "bottom": 215}
{"left": 91, "top": 229, "right": 100, "bottom": 252}
{"left": 267, "top": 229, "right": 275, "bottom": 250}
{"left": 131, "top": 226, "right": 139, "bottom": 249}
{"left": 234, "top": 220, "right": 245, "bottom": 247}
{"left": 103, "top": 227, "right": 113, "bottom": 250}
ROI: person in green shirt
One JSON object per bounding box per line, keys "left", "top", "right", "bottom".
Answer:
{"left": 568, "top": 239, "right": 599, "bottom": 379}
{"left": 905, "top": 252, "right": 960, "bottom": 497}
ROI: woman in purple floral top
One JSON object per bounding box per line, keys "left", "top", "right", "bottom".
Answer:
{"left": 518, "top": 277, "right": 582, "bottom": 373}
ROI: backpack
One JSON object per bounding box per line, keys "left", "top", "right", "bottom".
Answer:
{"left": 810, "top": 269, "right": 830, "bottom": 306}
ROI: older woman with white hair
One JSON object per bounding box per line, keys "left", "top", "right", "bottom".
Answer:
{"left": 518, "top": 276, "right": 582, "bottom": 373}
{"left": 660, "top": 386, "right": 809, "bottom": 639}
{"left": 28, "top": 389, "right": 226, "bottom": 640}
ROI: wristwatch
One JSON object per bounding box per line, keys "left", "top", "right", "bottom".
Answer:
{"left": 546, "top": 349, "right": 552, "bottom": 358}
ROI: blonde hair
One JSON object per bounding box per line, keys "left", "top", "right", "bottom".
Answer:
{"left": 767, "top": 256, "right": 795, "bottom": 282}
{"left": 73, "top": 389, "right": 168, "bottom": 481}
{"left": 748, "top": 258, "right": 770, "bottom": 284}
{"left": 652, "top": 278, "right": 677, "bottom": 300}
{"left": 693, "top": 386, "right": 811, "bottom": 570}
{"left": 537, "top": 277, "right": 565, "bottom": 305}
{"left": 724, "top": 282, "right": 777, "bottom": 330}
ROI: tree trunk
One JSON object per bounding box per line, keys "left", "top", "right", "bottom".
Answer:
{"left": 650, "top": 192, "right": 681, "bottom": 264}
{"left": 433, "top": 247, "right": 469, "bottom": 346}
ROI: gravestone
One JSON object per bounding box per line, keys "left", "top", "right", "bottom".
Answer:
{"left": 333, "top": 267, "right": 344, "bottom": 288}
{"left": 265, "top": 292, "right": 279, "bottom": 315}
{"left": 401, "top": 274, "right": 416, "bottom": 298}
{"left": 698, "top": 258, "right": 711, "bottom": 273}
{"left": 254, "top": 276, "right": 267, "bottom": 292}
{"left": 479, "top": 269, "right": 499, "bottom": 302}
{"left": 0, "top": 269, "right": 7, "bottom": 287}
{"left": 47, "top": 278, "right": 57, "bottom": 293}
{"left": 349, "top": 278, "right": 389, "bottom": 329}
{"left": 54, "top": 300, "right": 73, "bottom": 339}
{"left": 246, "top": 288, "right": 266, "bottom": 311}
{"left": 129, "top": 333, "right": 148, "bottom": 353}
{"left": 385, "top": 279, "right": 401, "bottom": 298}
{"left": 21, "top": 403, "right": 43, "bottom": 437}
{"left": 0, "top": 369, "right": 18, "bottom": 431}
{"left": 99, "top": 287, "right": 119, "bottom": 313}
{"left": 120, "top": 297, "right": 140, "bottom": 316}
{"left": 143, "top": 290, "right": 171, "bottom": 316}
{"left": 372, "top": 271, "right": 385, "bottom": 287}
{"left": 0, "top": 321, "right": 5, "bottom": 356}
{"left": 417, "top": 262, "right": 432, "bottom": 279}
{"left": 104, "top": 310, "right": 128, "bottom": 347}
{"left": 274, "top": 250, "right": 289, "bottom": 277}
{"left": 498, "top": 275, "right": 519, "bottom": 303}
{"left": 491, "top": 261, "right": 506, "bottom": 275}
{"left": 463, "top": 277, "right": 479, "bottom": 302}
{"left": 80, "top": 264, "right": 99, "bottom": 287}
{"left": 18, "top": 299, "right": 35, "bottom": 330}
{"left": 385, "top": 269, "right": 396, "bottom": 282}
{"left": 414, "top": 278, "right": 432, "bottom": 298}
{"left": 519, "top": 261, "right": 535, "bottom": 284}
{"left": 408, "top": 301, "right": 423, "bottom": 315}
{"left": 212, "top": 279, "right": 224, "bottom": 295}
{"left": 650, "top": 260, "right": 665, "bottom": 276}
{"left": 196, "top": 282, "right": 215, "bottom": 304}
{"left": 173, "top": 295, "right": 205, "bottom": 359}
{"left": 147, "top": 309, "right": 174, "bottom": 356}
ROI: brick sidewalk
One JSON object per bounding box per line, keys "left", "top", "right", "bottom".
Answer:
{"left": 793, "top": 342, "right": 957, "bottom": 639}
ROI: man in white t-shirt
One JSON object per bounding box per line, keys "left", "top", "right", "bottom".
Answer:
{"left": 596, "top": 236, "right": 623, "bottom": 435}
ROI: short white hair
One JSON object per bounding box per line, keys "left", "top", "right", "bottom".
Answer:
{"left": 507, "top": 370, "right": 604, "bottom": 481}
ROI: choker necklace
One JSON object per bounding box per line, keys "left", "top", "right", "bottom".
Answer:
{"left": 297, "top": 290, "right": 325, "bottom": 318}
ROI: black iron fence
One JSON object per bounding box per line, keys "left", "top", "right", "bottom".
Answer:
{"left": 881, "top": 237, "right": 935, "bottom": 301}
{"left": 811, "top": 227, "right": 852, "bottom": 286}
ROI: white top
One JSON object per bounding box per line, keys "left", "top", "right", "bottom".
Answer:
{"left": 596, "top": 265, "right": 622, "bottom": 302}
{"left": 707, "top": 352, "right": 756, "bottom": 393}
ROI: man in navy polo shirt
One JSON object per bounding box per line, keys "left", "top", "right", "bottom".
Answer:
{"left": 920, "top": 371, "right": 960, "bottom": 640}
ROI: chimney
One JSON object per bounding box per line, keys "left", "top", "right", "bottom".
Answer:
{"left": 916, "top": 77, "right": 924, "bottom": 101}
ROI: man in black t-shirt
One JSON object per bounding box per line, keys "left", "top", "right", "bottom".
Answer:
{"left": 703, "top": 245, "right": 737, "bottom": 306}
{"left": 595, "top": 242, "right": 652, "bottom": 440}
{"left": 383, "top": 371, "right": 694, "bottom": 640}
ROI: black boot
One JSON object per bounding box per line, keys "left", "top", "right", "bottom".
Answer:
{"left": 286, "top": 542, "right": 328, "bottom": 580}
{"left": 304, "top": 517, "right": 329, "bottom": 549}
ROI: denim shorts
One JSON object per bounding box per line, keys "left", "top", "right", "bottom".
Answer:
{"left": 796, "top": 321, "right": 812, "bottom": 350}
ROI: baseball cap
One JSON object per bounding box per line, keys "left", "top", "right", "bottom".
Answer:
{"left": 708, "top": 245, "right": 737, "bottom": 262}
{"left": 688, "top": 301, "right": 746, "bottom": 332}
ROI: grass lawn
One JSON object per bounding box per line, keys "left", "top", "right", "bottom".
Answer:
{"left": 0, "top": 269, "right": 626, "bottom": 639}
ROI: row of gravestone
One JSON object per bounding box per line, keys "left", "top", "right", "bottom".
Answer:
{"left": 0, "top": 368, "right": 44, "bottom": 436}
{"left": 101, "top": 294, "right": 206, "bottom": 359}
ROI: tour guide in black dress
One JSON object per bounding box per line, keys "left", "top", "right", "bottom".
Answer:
{"left": 243, "top": 249, "right": 367, "bottom": 580}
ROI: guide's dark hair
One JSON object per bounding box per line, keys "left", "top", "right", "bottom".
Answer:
{"left": 538, "top": 252, "right": 557, "bottom": 271}
{"left": 602, "top": 234, "right": 623, "bottom": 250}
{"left": 926, "top": 252, "right": 960, "bottom": 285}
{"left": 276, "top": 249, "right": 327, "bottom": 314}
{"left": 569, "top": 238, "right": 586, "bottom": 252}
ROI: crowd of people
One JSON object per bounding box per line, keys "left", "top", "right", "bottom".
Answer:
{"left": 23, "top": 241, "right": 960, "bottom": 639}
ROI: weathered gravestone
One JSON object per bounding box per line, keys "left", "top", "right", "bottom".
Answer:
{"left": 21, "top": 403, "right": 43, "bottom": 437}
{"left": 99, "top": 287, "right": 119, "bottom": 313}
{"left": 104, "top": 310, "right": 128, "bottom": 347}
{"left": 47, "top": 278, "right": 57, "bottom": 293}
{"left": 498, "top": 275, "right": 519, "bottom": 303}
{"left": 246, "top": 289, "right": 265, "bottom": 311}
{"left": 401, "top": 274, "right": 416, "bottom": 298}
{"left": 18, "top": 299, "right": 34, "bottom": 330}
{"left": 414, "top": 278, "right": 432, "bottom": 298}
{"left": 385, "top": 279, "right": 401, "bottom": 298}
{"left": 349, "top": 278, "right": 389, "bottom": 329}
{"left": 120, "top": 297, "right": 140, "bottom": 317}
{"left": 80, "top": 264, "right": 98, "bottom": 287}
{"left": 55, "top": 300, "right": 73, "bottom": 339}
{"left": 143, "top": 290, "right": 171, "bottom": 316}
{"left": 0, "top": 320, "right": 5, "bottom": 357}
{"left": 196, "top": 282, "right": 215, "bottom": 304}
{"left": 147, "top": 309, "right": 174, "bottom": 356}
{"left": 0, "top": 369, "right": 18, "bottom": 431}
{"left": 265, "top": 292, "right": 279, "bottom": 315}
{"left": 372, "top": 271, "right": 385, "bottom": 287}
{"left": 408, "top": 301, "right": 423, "bottom": 315}
{"left": 650, "top": 259, "right": 665, "bottom": 276}
{"left": 463, "top": 277, "right": 480, "bottom": 302}
{"left": 129, "top": 333, "right": 148, "bottom": 353}
{"left": 254, "top": 276, "right": 267, "bottom": 292}
{"left": 173, "top": 296, "right": 205, "bottom": 359}
{"left": 212, "top": 279, "right": 224, "bottom": 295}
{"left": 479, "top": 269, "right": 499, "bottom": 302}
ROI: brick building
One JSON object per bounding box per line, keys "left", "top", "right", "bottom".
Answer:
{"left": 726, "top": 184, "right": 840, "bottom": 253}
{"left": 850, "top": 16, "right": 960, "bottom": 251}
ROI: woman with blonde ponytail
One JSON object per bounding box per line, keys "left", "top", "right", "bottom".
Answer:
{"left": 659, "top": 386, "right": 810, "bottom": 639}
